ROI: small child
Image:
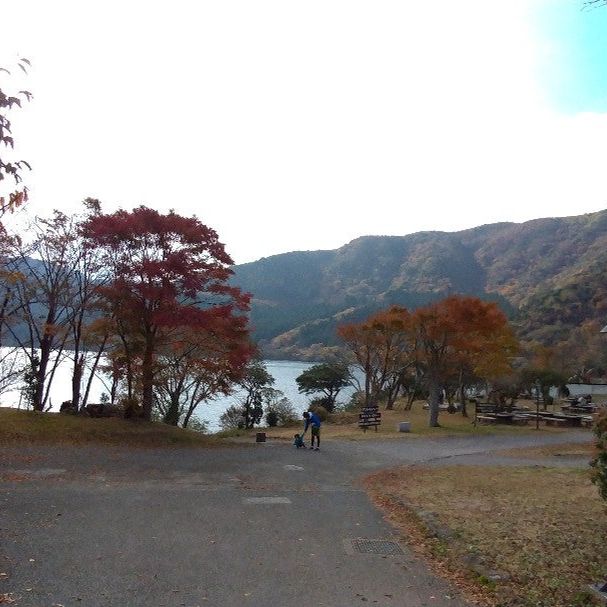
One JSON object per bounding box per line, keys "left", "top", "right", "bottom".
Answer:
{"left": 293, "top": 433, "right": 306, "bottom": 448}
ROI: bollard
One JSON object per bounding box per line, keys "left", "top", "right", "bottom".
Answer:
{"left": 256, "top": 432, "right": 266, "bottom": 443}
{"left": 398, "top": 421, "right": 411, "bottom": 433}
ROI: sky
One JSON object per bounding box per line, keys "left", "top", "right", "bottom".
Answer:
{"left": 1, "top": 0, "right": 607, "bottom": 264}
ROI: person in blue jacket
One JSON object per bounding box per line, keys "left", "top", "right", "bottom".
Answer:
{"left": 303, "top": 410, "right": 321, "bottom": 451}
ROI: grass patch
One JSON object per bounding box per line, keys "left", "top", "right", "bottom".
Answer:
{"left": 365, "top": 465, "right": 607, "bottom": 607}
{"left": 0, "top": 407, "right": 221, "bottom": 447}
{"left": 256, "top": 402, "right": 579, "bottom": 441}
{"left": 498, "top": 442, "right": 598, "bottom": 459}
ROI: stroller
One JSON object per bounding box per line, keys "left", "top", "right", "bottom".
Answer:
{"left": 293, "top": 433, "right": 306, "bottom": 448}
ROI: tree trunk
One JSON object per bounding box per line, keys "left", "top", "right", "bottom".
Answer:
{"left": 428, "top": 374, "right": 441, "bottom": 427}
{"left": 141, "top": 338, "right": 155, "bottom": 421}
{"left": 33, "top": 336, "right": 52, "bottom": 411}
{"left": 404, "top": 386, "right": 415, "bottom": 411}
{"left": 81, "top": 337, "right": 107, "bottom": 410}
{"left": 364, "top": 363, "right": 373, "bottom": 407}
{"left": 72, "top": 356, "right": 83, "bottom": 410}
{"left": 0, "top": 288, "right": 13, "bottom": 349}
{"left": 460, "top": 379, "right": 468, "bottom": 417}
{"left": 384, "top": 378, "right": 400, "bottom": 411}
{"left": 163, "top": 393, "right": 181, "bottom": 426}
{"left": 182, "top": 407, "right": 194, "bottom": 428}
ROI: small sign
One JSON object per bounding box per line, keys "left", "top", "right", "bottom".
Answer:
{"left": 359, "top": 407, "right": 381, "bottom": 431}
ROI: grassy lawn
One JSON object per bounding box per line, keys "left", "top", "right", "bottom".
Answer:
{"left": 1, "top": 399, "right": 590, "bottom": 446}
{"left": 365, "top": 464, "right": 606, "bottom": 607}
{"left": 0, "top": 407, "right": 220, "bottom": 447}
{"left": 498, "top": 442, "right": 598, "bottom": 459}
{"left": 257, "top": 401, "right": 585, "bottom": 441}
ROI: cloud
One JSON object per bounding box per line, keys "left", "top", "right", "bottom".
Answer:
{"left": 2, "top": 0, "right": 606, "bottom": 263}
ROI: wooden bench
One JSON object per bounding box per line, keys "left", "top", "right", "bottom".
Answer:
{"left": 582, "top": 417, "right": 594, "bottom": 428}
{"left": 544, "top": 417, "right": 568, "bottom": 427}
{"left": 473, "top": 403, "right": 498, "bottom": 426}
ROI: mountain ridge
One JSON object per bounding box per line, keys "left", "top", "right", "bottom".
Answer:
{"left": 232, "top": 210, "right": 607, "bottom": 359}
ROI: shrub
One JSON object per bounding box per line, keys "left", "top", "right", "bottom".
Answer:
{"left": 329, "top": 411, "right": 359, "bottom": 425}
{"left": 590, "top": 408, "right": 607, "bottom": 502}
{"left": 341, "top": 390, "right": 364, "bottom": 412}
{"left": 121, "top": 397, "right": 142, "bottom": 419}
{"left": 186, "top": 417, "right": 209, "bottom": 434}
{"left": 265, "top": 409, "right": 279, "bottom": 427}
{"left": 310, "top": 396, "right": 336, "bottom": 413}
{"left": 309, "top": 404, "right": 328, "bottom": 422}
{"left": 219, "top": 405, "right": 245, "bottom": 430}
{"left": 265, "top": 395, "right": 297, "bottom": 426}
{"left": 60, "top": 400, "right": 77, "bottom": 415}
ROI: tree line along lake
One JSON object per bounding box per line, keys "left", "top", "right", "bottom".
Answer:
{"left": 0, "top": 352, "right": 358, "bottom": 433}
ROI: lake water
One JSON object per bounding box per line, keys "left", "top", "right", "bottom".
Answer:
{"left": 195, "top": 359, "right": 359, "bottom": 432}
{"left": 0, "top": 350, "right": 357, "bottom": 433}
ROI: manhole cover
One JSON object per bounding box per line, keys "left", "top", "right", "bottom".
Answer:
{"left": 349, "top": 539, "right": 404, "bottom": 556}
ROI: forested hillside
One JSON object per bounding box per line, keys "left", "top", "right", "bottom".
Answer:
{"left": 232, "top": 210, "right": 607, "bottom": 359}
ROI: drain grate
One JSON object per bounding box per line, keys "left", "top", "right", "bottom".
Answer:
{"left": 349, "top": 539, "right": 404, "bottom": 556}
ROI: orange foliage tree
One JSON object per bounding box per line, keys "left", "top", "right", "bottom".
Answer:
{"left": 411, "top": 295, "right": 518, "bottom": 427}
{"left": 337, "top": 306, "right": 415, "bottom": 409}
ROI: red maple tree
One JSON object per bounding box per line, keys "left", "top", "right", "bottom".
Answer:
{"left": 83, "top": 206, "right": 252, "bottom": 421}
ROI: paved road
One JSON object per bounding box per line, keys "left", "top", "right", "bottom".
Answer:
{"left": 0, "top": 430, "right": 593, "bottom": 607}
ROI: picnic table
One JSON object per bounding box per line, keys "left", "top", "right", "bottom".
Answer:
{"left": 473, "top": 403, "right": 531, "bottom": 426}
{"left": 540, "top": 411, "right": 586, "bottom": 427}
{"left": 561, "top": 404, "right": 596, "bottom": 414}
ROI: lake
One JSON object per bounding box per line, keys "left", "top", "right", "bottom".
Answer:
{"left": 193, "top": 359, "right": 359, "bottom": 432}
{"left": 0, "top": 350, "right": 358, "bottom": 433}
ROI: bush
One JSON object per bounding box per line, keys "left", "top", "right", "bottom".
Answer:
{"left": 265, "top": 409, "right": 279, "bottom": 427}
{"left": 341, "top": 390, "right": 364, "bottom": 412}
{"left": 591, "top": 408, "right": 607, "bottom": 502}
{"left": 120, "top": 397, "right": 142, "bottom": 419}
{"left": 328, "top": 411, "right": 359, "bottom": 425}
{"left": 59, "top": 400, "right": 77, "bottom": 415}
{"left": 186, "top": 417, "right": 209, "bottom": 433}
{"left": 265, "top": 395, "right": 298, "bottom": 427}
{"left": 310, "top": 396, "right": 336, "bottom": 413}
{"left": 309, "top": 404, "right": 328, "bottom": 422}
{"left": 219, "top": 405, "right": 245, "bottom": 430}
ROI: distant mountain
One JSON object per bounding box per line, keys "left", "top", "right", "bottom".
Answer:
{"left": 232, "top": 210, "right": 607, "bottom": 360}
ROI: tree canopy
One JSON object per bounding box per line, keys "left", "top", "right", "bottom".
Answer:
{"left": 83, "top": 205, "right": 252, "bottom": 421}
{"left": 295, "top": 362, "right": 350, "bottom": 412}
{"left": 0, "top": 58, "right": 32, "bottom": 214}
{"left": 338, "top": 296, "right": 518, "bottom": 426}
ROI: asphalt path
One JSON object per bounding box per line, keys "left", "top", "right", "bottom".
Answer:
{"left": 0, "top": 429, "right": 593, "bottom": 607}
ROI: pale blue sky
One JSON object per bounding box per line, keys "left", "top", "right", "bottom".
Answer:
{"left": 1, "top": 1, "right": 607, "bottom": 264}
{"left": 534, "top": 1, "right": 607, "bottom": 112}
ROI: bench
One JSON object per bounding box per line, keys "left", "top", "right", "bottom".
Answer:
{"left": 582, "top": 417, "right": 594, "bottom": 428}
{"left": 473, "top": 403, "right": 498, "bottom": 426}
{"left": 544, "top": 417, "right": 568, "bottom": 427}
